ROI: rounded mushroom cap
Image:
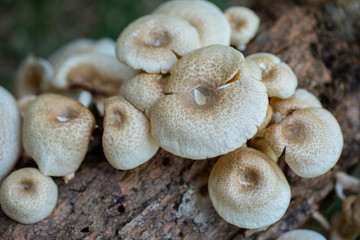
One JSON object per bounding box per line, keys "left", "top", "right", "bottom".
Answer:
{"left": 208, "top": 147, "right": 291, "bottom": 229}
{"left": 151, "top": 45, "right": 268, "bottom": 159}
{"left": 264, "top": 108, "right": 343, "bottom": 178}
{"left": 116, "top": 14, "right": 201, "bottom": 74}
{"left": 102, "top": 96, "right": 159, "bottom": 170}
{"left": 22, "top": 94, "right": 95, "bottom": 176}
{"left": 120, "top": 73, "right": 168, "bottom": 118}
{"left": 154, "top": 0, "right": 231, "bottom": 46}
{"left": 258, "top": 105, "right": 273, "bottom": 131}
{"left": 225, "top": 6, "right": 260, "bottom": 50}
{"left": 270, "top": 88, "right": 322, "bottom": 118}
{"left": 0, "top": 86, "right": 21, "bottom": 183}
{"left": 0, "top": 168, "right": 58, "bottom": 224}
{"left": 277, "top": 229, "right": 326, "bottom": 240}
{"left": 246, "top": 53, "right": 298, "bottom": 99}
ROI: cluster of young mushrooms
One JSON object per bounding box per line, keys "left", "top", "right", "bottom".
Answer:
{"left": 0, "top": 0, "right": 342, "bottom": 238}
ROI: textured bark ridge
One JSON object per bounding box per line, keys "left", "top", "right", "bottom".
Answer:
{"left": 1, "top": 0, "right": 359, "bottom": 239}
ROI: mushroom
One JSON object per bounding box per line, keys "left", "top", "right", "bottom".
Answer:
{"left": 102, "top": 96, "right": 159, "bottom": 170}
{"left": 263, "top": 108, "right": 343, "bottom": 178}
{"left": 150, "top": 45, "right": 268, "bottom": 159}
{"left": 343, "top": 194, "right": 360, "bottom": 229}
{"left": 225, "top": 6, "right": 260, "bottom": 50}
{"left": 246, "top": 52, "right": 298, "bottom": 99}
{"left": 0, "top": 86, "right": 21, "bottom": 183}
{"left": 208, "top": 147, "right": 291, "bottom": 229}
{"left": 335, "top": 171, "right": 360, "bottom": 200}
{"left": 0, "top": 168, "right": 58, "bottom": 224}
{"left": 116, "top": 14, "right": 201, "bottom": 74}
{"left": 153, "top": 0, "right": 231, "bottom": 46}
{"left": 120, "top": 72, "right": 169, "bottom": 118}
{"left": 22, "top": 94, "right": 95, "bottom": 177}
{"left": 277, "top": 229, "right": 326, "bottom": 240}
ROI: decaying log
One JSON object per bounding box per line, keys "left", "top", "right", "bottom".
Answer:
{"left": 1, "top": 0, "right": 359, "bottom": 239}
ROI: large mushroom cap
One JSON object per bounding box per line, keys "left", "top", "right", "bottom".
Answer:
{"left": 0, "top": 86, "right": 21, "bottom": 182}
{"left": 153, "top": 0, "right": 231, "bottom": 46}
{"left": 277, "top": 229, "right": 326, "bottom": 240}
{"left": 208, "top": 147, "right": 291, "bottom": 229}
{"left": 102, "top": 96, "right": 159, "bottom": 170}
{"left": 22, "top": 94, "right": 95, "bottom": 176}
{"left": 116, "top": 14, "right": 201, "bottom": 74}
{"left": 264, "top": 108, "right": 343, "bottom": 178}
{"left": 151, "top": 45, "right": 268, "bottom": 159}
{"left": 0, "top": 168, "right": 58, "bottom": 224}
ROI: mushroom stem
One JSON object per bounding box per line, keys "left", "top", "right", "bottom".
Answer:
{"left": 312, "top": 210, "right": 331, "bottom": 231}
{"left": 335, "top": 171, "right": 360, "bottom": 200}
{"left": 63, "top": 172, "right": 75, "bottom": 184}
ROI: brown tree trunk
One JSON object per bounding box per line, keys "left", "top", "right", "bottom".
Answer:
{"left": 1, "top": 0, "right": 359, "bottom": 239}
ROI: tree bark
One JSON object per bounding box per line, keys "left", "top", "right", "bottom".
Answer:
{"left": 1, "top": 0, "right": 359, "bottom": 239}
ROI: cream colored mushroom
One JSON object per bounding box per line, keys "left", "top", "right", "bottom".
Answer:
{"left": 0, "top": 86, "right": 21, "bottom": 183}
{"left": 151, "top": 45, "right": 268, "bottom": 159}
{"left": 277, "top": 229, "right": 326, "bottom": 240}
{"left": 153, "top": 0, "right": 231, "bottom": 46}
{"left": 270, "top": 88, "right": 322, "bottom": 119}
{"left": 335, "top": 171, "right": 360, "bottom": 200}
{"left": 102, "top": 96, "right": 159, "bottom": 170}
{"left": 343, "top": 195, "right": 360, "bottom": 229}
{"left": 208, "top": 147, "right": 291, "bottom": 229}
{"left": 22, "top": 94, "right": 95, "bottom": 176}
{"left": 0, "top": 168, "right": 58, "bottom": 224}
{"left": 246, "top": 53, "right": 298, "bottom": 99}
{"left": 263, "top": 108, "right": 343, "bottom": 178}
{"left": 258, "top": 105, "right": 273, "bottom": 131}
{"left": 225, "top": 6, "right": 260, "bottom": 50}
{"left": 120, "top": 73, "right": 168, "bottom": 118}
{"left": 116, "top": 14, "right": 201, "bottom": 74}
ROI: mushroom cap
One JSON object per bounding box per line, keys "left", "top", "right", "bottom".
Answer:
{"left": 246, "top": 53, "right": 298, "bottom": 99}
{"left": 22, "top": 94, "right": 95, "bottom": 176}
{"left": 102, "top": 96, "right": 159, "bottom": 170}
{"left": 151, "top": 45, "right": 268, "bottom": 159}
{"left": 208, "top": 147, "right": 291, "bottom": 229}
{"left": 120, "top": 73, "right": 168, "bottom": 118}
{"left": 277, "top": 229, "right": 326, "bottom": 240}
{"left": 0, "top": 86, "right": 21, "bottom": 182}
{"left": 153, "top": 0, "right": 231, "bottom": 46}
{"left": 225, "top": 6, "right": 260, "bottom": 50}
{"left": 52, "top": 53, "right": 137, "bottom": 97}
{"left": 116, "top": 14, "right": 201, "bottom": 74}
{"left": 0, "top": 168, "right": 58, "bottom": 224}
{"left": 259, "top": 105, "right": 273, "bottom": 131}
{"left": 264, "top": 108, "right": 343, "bottom": 178}
{"left": 270, "top": 88, "right": 322, "bottom": 117}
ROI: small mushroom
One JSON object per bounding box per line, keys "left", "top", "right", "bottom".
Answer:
{"left": 102, "top": 96, "right": 159, "bottom": 170}
{"left": 277, "top": 229, "right": 326, "bottom": 240}
{"left": 22, "top": 94, "right": 95, "bottom": 176}
{"left": 116, "top": 14, "right": 201, "bottom": 74}
{"left": 150, "top": 45, "right": 268, "bottom": 159}
{"left": 0, "top": 168, "right": 58, "bottom": 224}
{"left": 246, "top": 52, "right": 298, "bottom": 99}
{"left": 0, "top": 86, "right": 21, "bottom": 183}
{"left": 343, "top": 195, "right": 360, "bottom": 229}
{"left": 335, "top": 171, "right": 360, "bottom": 200}
{"left": 263, "top": 108, "right": 343, "bottom": 178}
{"left": 208, "top": 147, "right": 291, "bottom": 229}
{"left": 120, "top": 73, "right": 169, "bottom": 118}
{"left": 153, "top": 0, "right": 231, "bottom": 46}
{"left": 225, "top": 6, "right": 260, "bottom": 50}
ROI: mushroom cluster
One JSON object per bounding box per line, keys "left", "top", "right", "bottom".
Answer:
{"left": 0, "top": 0, "right": 343, "bottom": 235}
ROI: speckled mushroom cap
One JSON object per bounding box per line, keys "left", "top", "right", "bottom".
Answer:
{"left": 208, "top": 147, "right": 291, "bottom": 229}
{"left": 225, "top": 6, "right": 260, "bottom": 50}
{"left": 263, "top": 108, "right": 343, "bottom": 178}
{"left": 270, "top": 88, "right": 322, "bottom": 118}
{"left": 0, "top": 86, "right": 21, "bottom": 182}
{"left": 22, "top": 94, "right": 95, "bottom": 176}
{"left": 153, "top": 0, "right": 231, "bottom": 46}
{"left": 52, "top": 53, "right": 137, "bottom": 97}
{"left": 258, "top": 105, "right": 273, "bottom": 131}
{"left": 246, "top": 53, "right": 298, "bottom": 99}
{"left": 14, "top": 55, "right": 53, "bottom": 98}
{"left": 0, "top": 168, "right": 58, "bottom": 224}
{"left": 120, "top": 73, "right": 169, "bottom": 118}
{"left": 116, "top": 14, "right": 201, "bottom": 74}
{"left": 150, "top": 45, "right": 268, "bottom": 159}
{"left": 277, "top": 229, "right": 326, "bottom": 240}
{"left": 102, "top": 96, "right": 159, "bottom": 170}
